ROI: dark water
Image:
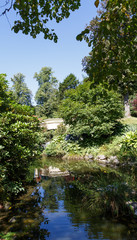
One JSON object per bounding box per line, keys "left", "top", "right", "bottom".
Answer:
{"left": 36, "top": 176, "right": 129, "bottom": 240}
{"left": 0, "top": 164, "right": 137, "bottom": 240}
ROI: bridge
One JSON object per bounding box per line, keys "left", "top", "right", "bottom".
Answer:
{"left": 40, "top": 118, "right": 64, "bottom": 130}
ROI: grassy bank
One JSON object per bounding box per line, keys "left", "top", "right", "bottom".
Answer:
{"left": 43, "top": 117, "right": 137, "bottom": 163}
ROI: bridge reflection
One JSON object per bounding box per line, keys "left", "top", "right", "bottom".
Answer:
{"left": 34, "top": 166, "right": 74, "bottom": 183}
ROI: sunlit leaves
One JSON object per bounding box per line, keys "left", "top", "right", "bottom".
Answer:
{"left": 82, "top": 0, "right": 137, "bottom": 99}
{"left": 11, "top": 73, "right": 32, "bottom": 106}
{"left": 34, "top": 67, "right": 59, "bottom": 117}
{"left": 0, "top": 76, "right": 43, "bottom": 201}
{"left": 11, "top": 0, "right": 81, "bottom": 41}
{"left": 59, "top": 83, "right": 123, "bottom": 141}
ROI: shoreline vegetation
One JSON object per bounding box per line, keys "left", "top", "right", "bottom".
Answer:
{"left": 43, "top": 117, "right": 137, "bottom": 164}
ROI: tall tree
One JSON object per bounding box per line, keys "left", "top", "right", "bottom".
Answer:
{"left": 78, "top": 0, "right": 137, "bottom": 117}
{"left": 11, "top": 73, "right": 32, "bottom": 106}
{"left": 34, "top": 67, "right": 59, "bottom": 117}
{"left": 59, "top": 73, "right": 79, "bottom": 100}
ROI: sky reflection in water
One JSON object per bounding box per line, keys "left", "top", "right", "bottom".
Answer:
{"left": 35, "top": 172, "right": 129, "bottom": 240}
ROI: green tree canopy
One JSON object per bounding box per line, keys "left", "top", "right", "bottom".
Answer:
{"left": 79, "top": 0, "right": 137, "bottom": 117}
{"left": 59, "top": 82, "right": 123, "bottom": 142}
{"left": 34, "top": 66, "right": 59, "bottom": 117}
{"left": 0, "top": 0, "right": 82, "bottom": 41}
{"left": 59, "top": 73, "right": 79, "bottom": 100}
{"left": 11, "top": 73, "right": 32, "bottom": 106}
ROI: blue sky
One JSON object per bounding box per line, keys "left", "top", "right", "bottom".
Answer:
{"left": 0, "top": 0, "right": 97, "bottom": 104}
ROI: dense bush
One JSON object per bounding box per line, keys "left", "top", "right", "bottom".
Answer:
{"left": 130, "top": 94, "right": 137, "bottom": 117}
{"left": 59, "top": 83, "right": 124, "bottom": 143}
{"left": 44, "top": 135, "right": 83, "bottom": 157}
{"left": 0, "top": 74, "right": 43, "bottom": 203}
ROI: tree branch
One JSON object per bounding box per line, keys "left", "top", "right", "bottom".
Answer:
{"left": 0, "top": 0, "right": 13, "bottom": 17}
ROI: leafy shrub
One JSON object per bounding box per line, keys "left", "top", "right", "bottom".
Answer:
{"left": 55, "top": 123, "right": 67, "bottom": 136}
{"left": 119, "top": 131, "right": 137, "bottom": 161}
{"left": 0, "top": 75, "right": 43, "bottom": 202}
{"left": 59, "top": 83, "right": 124, "bottom": 143}
{"left": 44, "top": 135, "right": 83, "bottom": 157}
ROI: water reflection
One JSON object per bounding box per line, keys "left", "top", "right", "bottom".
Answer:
{"left": 0, "top": 186, "right": 50, "bottom": 240}
{"left": 1, "top": 165, "right": 137, "bottom": 239}
{"left": 33, "top": 167, "right": 132, "bottom": 240}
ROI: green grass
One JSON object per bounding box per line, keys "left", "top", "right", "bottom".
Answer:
{"left": 120, "top": 117, "right": 137, "bottom": 125}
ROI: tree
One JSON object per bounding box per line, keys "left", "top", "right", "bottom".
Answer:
{"left": 59, "top": 81, "right": 123, "bottom": 142}
{"left": 11, "top": 73, "right": 32, "bottom": 106}
{"left": 59, "top": 73, "right": 79, "bottom": 100}
{"left": 0, "top": 74, "right": 43, "bottom": 203}
{"left": 0, "top": 0, "right": 81, "bottom": 41}
{"left": 34, "top": 67, "right": 59, "bottom": 117}
{"left": 78, "top": 0, "right": 137, "bottom": 117}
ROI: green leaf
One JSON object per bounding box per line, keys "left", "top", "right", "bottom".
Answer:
{"left": 94, "top": 0, "right": 99, "bottom": 8}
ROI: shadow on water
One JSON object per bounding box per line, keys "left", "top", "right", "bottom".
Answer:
{"left": 0, "top": 185, "right": 50, "bottom": 239}
{"left": 1, "top": 158, "right": 137, "bottom": 239}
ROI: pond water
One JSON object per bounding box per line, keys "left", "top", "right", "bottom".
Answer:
{"left": 1, "top": 159, "right": 137, "bottom": 239}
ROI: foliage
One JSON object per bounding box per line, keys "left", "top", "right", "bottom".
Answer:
{"left": 97, "top": 135, "right": 123, "bottom": 157}
{"left": 130, "top": 94, "right": 137, "bottom": 117}
{"left": 72, "top": 170, "right": 132, "bottom": 217}
{"left": 11, "top": 73, "right": 32, "bottom": 106}
{"left": 59, "top": 82, "right": 124, "bottom": 142}
{"left": 0, "top": 0, "right": 81, "bottom": 41}
{"left": 54, "top": 123, "right": 67, "bottom": 136}
{"left": 119, "top": 131, "right": 137, "bottom": 161}
{"left": 34, "top": 67, "right": 59, "bottom": 117}
{"left": 0, "top": 232, "right": 16, "bottom": 240}
{"left": 79, "top": 0, "right": 137, "bottom": 116}
{"left": 0, "top": 74, "right": 43, "bottom": 202}
{"left": 59, "top": 73, "right": 79, "bottom": 100}
{"left": 0, "top": 74, "right": 11, "bottom": 112}
{"left": 44, "top": 135, "right": 83, "bottom": 157}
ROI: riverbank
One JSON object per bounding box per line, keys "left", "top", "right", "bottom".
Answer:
{"left": 43, "top": 117, "right": 137, "bottom": 165}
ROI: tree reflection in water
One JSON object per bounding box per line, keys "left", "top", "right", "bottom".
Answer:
{"left": 1, "top": 165, "right": 137, "bottom": 240}
{"left": 0, "top": 186, "right": 50, "bottom": 240}
{"left": 36, "top": 169, "right": 131, "bottom": 240}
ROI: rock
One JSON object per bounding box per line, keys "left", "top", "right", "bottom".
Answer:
{"left": 84, "top": 155, "right": 89, "bottom": 160}
{"left": 97, "top": 159, "right": 108, "bottom": 164}
{"left": 88, "top": 154, "right": 94, "bottom": 159}
{"left": 97, "top": 155, "right": 107, "bottom": 160}
{"left": 89, "top": 159, "right": 94, "bottom": 163}
{"left": 85, "top": 154, "right": 94, "bottom": 160}
{"left": 109, "top": 156, "right": 119, "bottom": 165}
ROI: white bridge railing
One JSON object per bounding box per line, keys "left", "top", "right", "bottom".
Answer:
{"left": 40, "top": 118, "right": 64, "bottom": 130}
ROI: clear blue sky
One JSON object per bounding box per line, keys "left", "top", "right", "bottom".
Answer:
{"left": 0, "top": 0, "right": 97, "bottom": 105}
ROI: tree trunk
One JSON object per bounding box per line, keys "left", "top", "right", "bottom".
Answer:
{"left": 124, "top": 93, "right": 131, "bottom": 118}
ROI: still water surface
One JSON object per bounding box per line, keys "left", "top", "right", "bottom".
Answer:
{"left": 37, "top": 175, "right": 129, "bottom": 240}
{"left": 0, "top": 162, "right": 136, "bottom": 239}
